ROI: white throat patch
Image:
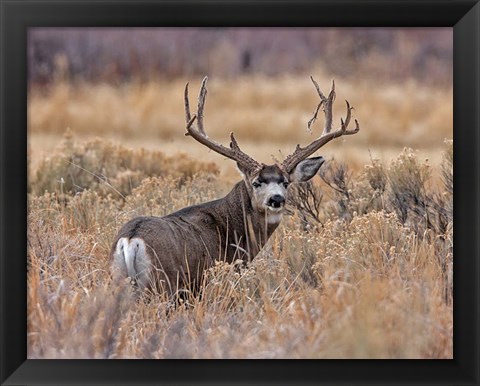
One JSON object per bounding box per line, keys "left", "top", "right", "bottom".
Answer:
{"left": 266, "top": 208, "right": 283, "bottom": 224}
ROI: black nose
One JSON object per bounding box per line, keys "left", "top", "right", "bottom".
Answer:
{"left": 268, "top": 194, "right": 285, "bottom": 208}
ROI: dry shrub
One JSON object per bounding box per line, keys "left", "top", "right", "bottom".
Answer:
{"left": 385, "top": 146, "right": 453, "bottom": 294}
{"left": 287, "top": 158, "right": 382, "bottom": 227}
{"left": 311, "top": 211, "right": 421, "bottom": 280}
{"left": 27, "top": 141, "right": 452, "bottom": 359}
{"left": 438, "top": 139, "right": 453, "bottom": 221}
{"left": 387, "top": 148, "right": 432, "bottom": 226}
{"left": 30, "top": 130, "right": 219, "bottom": 197}
{"left": 285, "top": 144, "right": 453, "bottom": 306}
{"left": 27, "top": 194, "right": 129, "bottom": 358}
{"left": 364, "top": 157, "right": 387, "bottom": 194}
{"left": 200, "top": 260, "right": 258, "bottom": 313}
{"left": 286, "top": 181, "right": 324, "bottom": 229}
{"left": 288, "top": 143, "right": 452, "bottom": 237}
{"left": 28, "top": 278, "right": 133, "bottom": 359}
{"left": 123, "top": 173, "right": 220, "bottom": 218}
{"left": 29, "top": 191, "right": 122, "bottom": 257}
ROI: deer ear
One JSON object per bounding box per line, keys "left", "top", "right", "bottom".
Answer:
{"left": 289, "top": 156, "right": 325, "bottom": 183}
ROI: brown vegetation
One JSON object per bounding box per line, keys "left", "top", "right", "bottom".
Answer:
{"left": 27, "top": 135, "right": 452, "bottom": 358}
{"left": 28, "top": 75, "right": 452, "bottom": 150}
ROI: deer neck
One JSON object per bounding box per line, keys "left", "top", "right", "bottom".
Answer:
{"left": 221, "top": 181, "right": 281, "bottom": 260}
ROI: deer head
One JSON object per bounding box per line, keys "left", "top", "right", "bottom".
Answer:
{"left": 184, "top": 76, "right": 360, "bottom": 223}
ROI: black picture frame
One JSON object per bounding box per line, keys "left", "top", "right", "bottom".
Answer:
{"left": 1, "top": 1, "right": 479, "bottom": 385}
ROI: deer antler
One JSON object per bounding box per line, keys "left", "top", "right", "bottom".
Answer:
{"left": 281, "top": 76, "right": 360, "bottom": 174}
{"left": 185, "top": 76, "right": 262, "bottom": 173}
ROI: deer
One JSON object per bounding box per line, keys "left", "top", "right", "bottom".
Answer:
{"left": 111, "top": 76, "right": 359, "bottom": 297}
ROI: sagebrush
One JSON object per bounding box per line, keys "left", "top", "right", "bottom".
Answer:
{"left": 27, "top": 137, "right": 453, "bottom": 359}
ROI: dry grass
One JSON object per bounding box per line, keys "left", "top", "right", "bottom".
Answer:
{"left": 29, "top": 129, "right": 219, "bottom": 197}
{"left": 27, "top": 133, "right": 453, "bottom": 358}
{"left": 28, "top": 74, "right": 452, "bottom": 147}
{"left": 27, "top": 75, "right": 453, "bottom": 358}
{"left": 28, "top": 74, "right": 452, "bottom": 186}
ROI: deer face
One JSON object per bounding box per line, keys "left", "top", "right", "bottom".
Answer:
{"left": 239, "top": 157, "right": 325, "bottom": 223}
{"left": 249, "top": 164, "right": 289, "bottom": 215}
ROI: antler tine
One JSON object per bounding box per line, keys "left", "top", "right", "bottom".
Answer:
{"left": 184, "top": 81, "right": 192, "bottom": 123}
{"left": 281, "top": 77, "right": 360, "bottom": 174}
{"left": 184, "top": 77, "right": 261, "bottom": 173}
{"left": 313, "top": 77, "right": 336, "bottom": 135}
{"left": 196, "top": 76, "right": 208, "bottom": 135}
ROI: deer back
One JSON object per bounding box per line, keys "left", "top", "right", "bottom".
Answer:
{"left": 111, "top": 181, "right": 279, "bottom": 294}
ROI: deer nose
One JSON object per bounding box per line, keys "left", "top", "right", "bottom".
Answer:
{"left": 268, "top": 194, "right": 285, "bottom": 208}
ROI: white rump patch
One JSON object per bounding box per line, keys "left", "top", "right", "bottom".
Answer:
{"left": 112, "top": 237, "right": 151, "bottom": 289}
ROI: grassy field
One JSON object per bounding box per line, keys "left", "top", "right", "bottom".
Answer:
{"left": 29, "top": 74, "right": 452, "bottom": 169}
{"left": 27, "top": 75, "right": 453, "bottom": 358}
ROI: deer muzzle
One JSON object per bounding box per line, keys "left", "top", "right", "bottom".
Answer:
{"left": 267, "top": 194, "right": 285, "bottom": 209}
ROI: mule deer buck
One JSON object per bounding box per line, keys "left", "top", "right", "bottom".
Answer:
{"left": 111, "top": 76, "right": 359, "bottom": 296}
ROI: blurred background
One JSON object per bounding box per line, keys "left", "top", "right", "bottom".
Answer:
{"left": 28, "top": 27, "right": 453, "bottom": 179}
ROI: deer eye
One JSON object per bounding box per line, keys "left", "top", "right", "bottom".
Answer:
{"left": 252, "top": 181, "right": 261, "bottom": 188}
{"left": 283, "top": 182, "right": 290, "bottom": 188}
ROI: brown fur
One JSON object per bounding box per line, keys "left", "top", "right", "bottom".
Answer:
{"left": 111, "top": 179, "right": 279, "bottom": 295}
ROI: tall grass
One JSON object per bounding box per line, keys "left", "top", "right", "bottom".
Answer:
{"left": 28, "top": 75, "right": 452, "bottom": 149}
{"left": 27, "top": 136, "right": 452, "bottom": 359}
